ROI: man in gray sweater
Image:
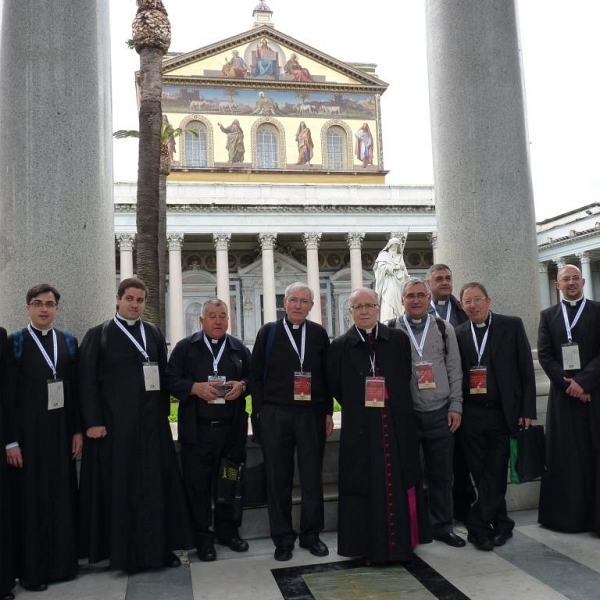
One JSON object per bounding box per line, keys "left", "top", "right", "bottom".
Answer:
{"left": 391, "top": 277, "right": 465, "bottom": 547}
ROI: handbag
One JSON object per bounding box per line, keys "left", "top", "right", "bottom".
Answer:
{"left": 509, "top": 425, "right": 546, "bottom": 484}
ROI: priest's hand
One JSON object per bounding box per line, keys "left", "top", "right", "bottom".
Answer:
{"left": 87, "top": 426, "right": 107, "bottom": 438}
{"left": 326, "top": 415, "right": 334, "bottom": 437}
{"left": 224, "top": 380, "right": 245, "bottom": 401}
{"left": 447, "top": 411, "right": 462, "bottom": 433}
{"left": 191, "top": 381, "right": 220, "bottom": 402}
{"left": 564, "top": 377, "right": 586, "bottom": 400}
{"left": 72, "top": 433, "right": 83, "bottom": 458}
{"left": 6, "top": 446, "right": 23, "bottom": 468}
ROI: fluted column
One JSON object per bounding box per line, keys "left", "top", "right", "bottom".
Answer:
{"left": 538, "top": 262, "right": 551, "bottom": 309}
{"left": 578, "top": 252, "right": 594, "bottom": 300}
{"left": 259, "top": 233, "right": 278, "bottom": 323}
{"left": 346, "top": 232, "right": 365, "bottom": 291}
{"left": 167, "top": 233, "right": 185, "bottom": 346}
{"left": 303, "top": 232, "right": 322, "bottom": 323}
{"left": 116, "top": 233, "right": 136, "bottom": 280}
{"left": 213, "top": 233, "right": 232, "bottom": 311}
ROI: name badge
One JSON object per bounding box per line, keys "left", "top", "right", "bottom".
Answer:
{"left": 47, "top": 379, "right": 64, "bottom": 410}
{"left": 365, "top": 376, "right": 385, "bottom": 408}
{"left": 294, "top": 372, "right": 312, "bottom": 401}
{"left": 208, "top": 375, "right": 226, "bottom": 404}
{"left": 469, "top": 367, "right": 488, "bottom": 395}
{"left": 415, "top": 362, "right": 436, "bottom": 389}
{"left": 562, "top": 343, "right": 581, "bottom": 371}
{"left": 143, "top": 362, "right": 161, "bottom": 392}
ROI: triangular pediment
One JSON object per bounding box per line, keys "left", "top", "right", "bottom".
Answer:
{"left": 238, "top": 250, "right": 308, "bottom": 277}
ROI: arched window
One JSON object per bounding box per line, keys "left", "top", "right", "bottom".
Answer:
{"left": 326, "top": 126, "right": 347, "bottom": 169}
{"left": 256, "top": 123, "right": 279, "bottom": 169}
{"left": 184, "top": 121, "right": 208, "bottom": 167}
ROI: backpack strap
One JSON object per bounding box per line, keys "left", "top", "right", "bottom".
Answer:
{"left": 12, "top": 329, "right": 25, "bottom": 361}
{"left": 435, "top": 317, "right": 448, "bottom": 355}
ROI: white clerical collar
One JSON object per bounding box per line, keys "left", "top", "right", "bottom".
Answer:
{"left": 408, "top": 317, "right": 423, "bottom": 324}
{"left": 563, "top": 296, "right": 584, "bottom": 307}
{"left": 435, "top": 299, "right": 447, "bottom": 305}
{"left": 116, "top": 313, "right": 140, "bottom": 327}
{"left": 475, "top": 322, "right": 487, "bottom": 328}
{"left": 29, "top": 323, "right": 52, "bottom": 336}
{"left": 364, "top": 327, "right": 373, "bottom": 334}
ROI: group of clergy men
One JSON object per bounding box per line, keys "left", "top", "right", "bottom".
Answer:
{"left": 2, "top": 261, "right": 599, "bottom": 598}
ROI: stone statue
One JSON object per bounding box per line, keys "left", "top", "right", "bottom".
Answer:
{"left": 373, "top": 236, "right": 409, "bottom": 322}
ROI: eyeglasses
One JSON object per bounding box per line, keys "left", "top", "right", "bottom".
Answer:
{"left": 403, "top": 293, "right": 428, "bottom": 300}
{"left": 350, "top": 303, "right": 379, "bottom": 311}
{"left": 559, "top": 276, "right": 581, "bottom": 283}
{"left": 286, "top": 297, "right": 312, "bottom": 306}
{"left": 29, "top": 300, "right": 57, "bottom": 308}
{"left": 461, "top": 296, "right": 488, "bottom": 307}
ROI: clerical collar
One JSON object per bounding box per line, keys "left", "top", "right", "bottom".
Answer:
{"left": 562, "top": 296, "right": 584, "bottom": 308}
{"left": 285, "top": 317, "right": 303, "bottom": 330}
{"left": 116, "top": 313, "right": 140, "bottom": 327}
{"left": 434, "top": 299, "right": 447, "bottom": 306}
{"left": 29, "top": 323, "right": 52, "bottom": 336}
{"left": 475, "top": 314, "right": 491, "bottom": 328}
{"left": 207, "top": 335, "right": 225, "bottom": 345}
{"left": 407, "top": 317, "right": 423, "bottom": 324}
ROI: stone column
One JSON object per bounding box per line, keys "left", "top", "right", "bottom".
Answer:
{"left": 578, "top": 252, "right": 594, "bottom": 300}
{"left": 167, "top": 233, "right": 185, "bottom": 347}
{"left": 0, "top": 1, "right": 115, "bottom": 337}
{"left": 259, "top": 233, "right": 278, "bottom": 323}
{"left": 116, "top": 233, "right": 136, "bottom": 280}
{"left": 554, "top": 257, "right": 568, "bottom": 270}
{"left": 425, "top": 0, "right": 540, "bottom": 341}
{"left": 303, "top": 232, "right": 322, "bottom": 324}
{"left": 538, "top": 263, "right": 551, "bottom": 309}
{"left": 213, "top": 233, "right": 232, "bottom": 311}
{"left": 346, "top": 233, "right": 365, "bottom": 291}
{"left": 428, "top": 232, "right": 438, "bottom": 264}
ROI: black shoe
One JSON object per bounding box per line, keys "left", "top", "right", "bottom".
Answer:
{"left": 467, "top": 534, "right": 494, "bottom": 551}
{"left": 164, "top": 553, "right": 182, "bottom": 568}
{"left": 300, "top": 538, "right": 329, "bottom": 557}
{"left": 432, "top": 531, "right": 466, "bottom": 548}
{"left": 21, "top": 582, "right": 48, "bottom": 592}
{"left": 217, "top": 536, "right": 249, "bottom": 552}
{"left": 198, "top": 545, "right": 217, "bottom": 562}
{"left": 274, "top": 545, "right": 293, "bottom": 561}
{"left": 2, "top": 593, "right": 15, "bottom": 600}
{"left": 491, "top": 531, "right": 513, "bottom": 547}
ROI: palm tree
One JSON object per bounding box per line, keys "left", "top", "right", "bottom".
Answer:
{"left": 131, "top": 0, "right": 171, "bottom": 327}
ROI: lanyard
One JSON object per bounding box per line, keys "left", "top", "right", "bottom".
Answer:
{"left": 113, "top": 316, "right": 149, "bottom": 361}
{"left": 27, "top": 325, "right": 57, "bottom": 379}
{"left": 430, "top": 300, "right": 451, "bottom": 322}
{"left": 403, "top": 315, "right": 431, "bottom": 359}
{"left": 355, "top": 323, "right": 379, "bottom": 375}
{"left": 470, "top": 312, "right": 492, "bottom": 367}
{"left": 203, "top": 334, "right": 227, "bottom": 375}
{"left": 561, "top": 298, "right": 586, "bottom": 343}
{"left": 283, "top": 320, "right": 306, "bottom": 371}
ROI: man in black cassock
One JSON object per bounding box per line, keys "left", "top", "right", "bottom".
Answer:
{"left": 328, "top": 287, "right": 431, "bottom": 563}
{"left": 78, "top": 278, "right": 191, "bottom": 572}
{"left": 166, "top": 298, "right": 251, "bottom": 561}
{"left": 538, "top": 264, "right": 600, "bottom": 532}
{"left": 3, "top": 284, "right": 81, "bottom": 592}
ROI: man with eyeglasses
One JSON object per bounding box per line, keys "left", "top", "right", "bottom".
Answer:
{"left": 391, "top": 278, "right": 465, "bottom": 548}
{"left": 3, "top": 284, "right": 81, "bottom": 592}
{"left": 454, "top": 283, "right": 536, "bottom": 551}
{"left": 328, "top": 287, "right": 431, "bottom": 563}
{"left": 249, "top": 282, "right": 333, "bottom": 561}
{"left": 538, "top": 265, "right": 600, "bottom": 533}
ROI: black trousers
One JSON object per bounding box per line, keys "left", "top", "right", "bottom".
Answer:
{"left": 260, "top": 404, "right": 326, "bottom": 547}
{"left": 460, "top": 403, "right": 514, "bottom": 538}
{"left": 180, "top": 420, "right": 242, "bottom": 548}
{"left": 414, "top": 406, "right": 455, "bottom": 537}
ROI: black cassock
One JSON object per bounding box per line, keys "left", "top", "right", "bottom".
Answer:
{"left": 78, "top": 319, "right": 192, "bottom": 571}
{"left": 328, "top": 324, "right": 430, "bottom": 563}
{"left": 538, "top": 299, "right": 600, "bottom": 533}
{"left": 2, "top": 327, "right": 79, "bottom": 586}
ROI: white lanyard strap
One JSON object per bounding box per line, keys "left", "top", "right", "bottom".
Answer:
{"left": 113, "top": 317, "right": 149, "bottom": 361}
{"left": 470, "top": 312, "right": 492, "bottom": 367}
{"left": 283, "top": 320, "right": 306, "bottom": 371}
{"left": 403, "top": 315, "right": 431, "bottom": 359}
{"left": 203, "top": 334, "right": 227, "bottom": 375}
{"left": 355, "top": 323, "right": 379, "bottom": 375}
{"left": 561, "top": 298, "right": 586, "bottom": 343}
{"left": 430, "top": 300, "right": 451, "bottom": 322}
{"left": 27, "top": 325, "right": 57, "bottom": 379}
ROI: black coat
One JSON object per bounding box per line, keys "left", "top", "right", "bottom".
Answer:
{"left": 455, "top": 313, "right": 536, "bottom": 432}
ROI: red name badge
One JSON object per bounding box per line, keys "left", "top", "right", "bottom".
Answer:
{"left": 365, "top": 376, "right": 385, "bottom": 408}
{"left": 294, "top": 372, "right": 312, "bottom": 401}
{"left": 415, "top": 362, "right": 436, "bottom": 389}
{"left": 469, "top": 367, "right": 488, "bottom": 394}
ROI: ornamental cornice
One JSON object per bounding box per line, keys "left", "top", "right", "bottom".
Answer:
{"left": 538, "top": 225, "right": 600, "bottom": 250}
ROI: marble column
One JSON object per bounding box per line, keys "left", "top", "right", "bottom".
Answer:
{"left": 578, "top": 252, "right": 594, "bottom": 300}
{"left": 428, "top": 232, "right": 438, "bottom": 265}
{"left": 346, "top": 232, "right": 365, "bottom": 291}
{"left": 0, "top": 1, "right": 115, "bottom": 337}
{"left": 303, "top": 232, "right": 322, "bottom": 324}
{"left": 117, "top": 233, "right": 136, "bottom": 280}
{"left": 426, "top": 0, "right": 540, "bottom": 342}
{"left": 259, "top": 233, "right": 278, "bottom": 323}
{"left": 167, "top": 233, "right": 185, "bottom": 347}
{"left": 554, "top": 257, "right": 567, "bottom": 270}
{"left": 213, "top": 233, "right": 232, "bottom": 312}
{"left": 538, "top": 263, "right": 551, "bottom": 309}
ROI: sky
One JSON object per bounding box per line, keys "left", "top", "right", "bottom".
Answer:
{"left": 110, "top": 0, "right": 600, "bottom": 221}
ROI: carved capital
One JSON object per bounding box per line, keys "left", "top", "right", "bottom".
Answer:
{"left": 258, "top": 232, "right": 277, "bottom": 250}
{"left": 553, "top": 256, "right": 567, "bottom": 269}
{"left": 213, "top": 232, "right": 231, "bottom": 251}
{"left": 538, "top": 262, "right": 550, "bottom": 274}
{"left": 167, "top": 233, "right": 184, "bottom": 251}
{"left": 302, "top": 232, "right": 322, "bottom": 250}
{"left": 346, "top": 232, "right": 365, "bottom": 250}
{"left": 577, "top": 251, "right": 591, "bottom": 264}
{"left": 428, "top": 232, "right": 438, "bottom": 249}
{"left": 116, "top": 232, "right": 136, "bottom": 252}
